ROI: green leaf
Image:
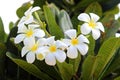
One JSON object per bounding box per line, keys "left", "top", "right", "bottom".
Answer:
{"left": 85, "top": 2, "right": 102, "bottom": 17}
{"left": 34, "top": 61, "right": 62, "bottom": 80}
{"left": 93, "top": 38, "right": 120, "bottom": 79}
{"left": 6, "top": 52, "right": 52, "bottom": 80}
{"left": 114, "top": 76, "right": 120, "bottom": 80}
{"left": 0, "top": 17, "right": 5, "bottom": 43}
{"left": 58, "top": 10, "right": 73, "bottom": 32}
{"left": 88, "top": 36, "right": 95, "bottom": 55}
{"left": 82, "top": 55, "right": 98, "bottom": 80}
{"left": 16, "top": 2, "right": 31, "bottom": 18}
{"left": 57, "top": 62, "right": 74, "bottom": 80}
{"left": 69, "top": 53, "right": 81, "bottom": 73}
{"left": 33, "top": 0, "right": 45, "bottom": 8}
{"left": 0, "top": 43, "right": 6, "bottom": 79}
{"left": 104, "top": 48, "right": 120, "bottom": 77}
{"left": 43, "top": 5, "right": 64, "bottom": 39}
{"left": 72, "top": 0, "right": 95, "bottom": 12}
{"left": 9, "top": 22, "right": 14, "bottom": 31}
{"left": 104, "top": 6, "right": 119, "bottom": 15}
{"left": 105, "top": 20, "right": 120, "bottom": 40}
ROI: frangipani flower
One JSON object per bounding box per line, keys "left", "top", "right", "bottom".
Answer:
{"left": 38, "top": 36, "right": 66, "bottom": 66}
{"left": 78, "top": 13, "right": 104, "bottom": 40}
{"left": 63, "top": 29, "right": 89, "bottom": 59}
{"left": 21, "top": 37, "right": 42, "bottom": 63}
{"left": 14, "top": 24, "right": 45, "bottom": 44}
{"left": 18, "top": 6, "right": 40, "bottom": 27}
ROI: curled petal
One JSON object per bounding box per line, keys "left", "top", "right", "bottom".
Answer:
{"left": 21, "top": 46, "right": 29, "bottom": 57}
{"left": 46, "top": 36, "right": 55, "bottom": 45}
{"left": 78, "top": 13, "right": 90, "bottom": 22}
{"left": 26, "top": 52, "right": 35, "bottom": 63}
{"left": 77, "top": 43, "right": 88, "bottom": 55}
{"left": 31, "top": 6, "right": 40, "bottom": 13}
{"left": 14, "top": 34, "right": 25, "bottom": 44}
{"left": 55, "top": 50, "right": 66, "bottom": 63}
{"left": 65, "top": 29, "right": 76, "bottom": 39}
{"left": 89, "top": 13, "right": 100, "bottom": 22}
{"left": 45, "top": 54, "right": 56, "bottom": 66}
{"left": 67, "top": 46, "right": 78, "bottom": 59}
{"left": 81, "top": 23, "right": 91, "bottom": 35}
{"left": 34, "top": 29, "right": 45, "bottom": 38}
{"left": 96, "top": 22, "right": 104, "bottom": 32}
{"left": 77, "top": 35, "right": 89, "bottom": 44}
{"left": 25, "top": 7, "right": 32, "bottom": 15}
{"left": 92, "top": 29, "right": 100, "bottom": 40}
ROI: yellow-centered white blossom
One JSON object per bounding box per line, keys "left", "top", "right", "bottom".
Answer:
{"left": 78, "top": 13, "right": 105, "bottom": 40}
{"left": 63, "top": 29, "right": 89, "bottom": 58}
{"left": 14, "top": 24, "right": 45, "bottom": 44}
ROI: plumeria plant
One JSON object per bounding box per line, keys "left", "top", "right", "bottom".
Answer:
{"left": 0, "top": 0, "right": 120, "bottom": 80}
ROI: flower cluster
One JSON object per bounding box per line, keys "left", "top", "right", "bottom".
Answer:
{"left": 14, "top": 7, "right": 104, "bottom": 66}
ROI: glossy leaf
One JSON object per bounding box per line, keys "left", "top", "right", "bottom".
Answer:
{"left": 82, "top": 55, "right": 98, "bottom": 80}
{"left": 43, "top": 5, "right": 64, "bottom": 39}
{"left": 57, "top": 62, "right": 74, "bottom": 80}
{"left": 58, "top": 10, "right": 73, "bottom": 32}
{"left": 85, "top": 2, "right": 102, "bottom": 17}
{"left": 0, "top": 17, "right": 5, "bottom": 43}
{"left": 93, "top": 38, "right": 120, "bottom": 79}
{"left": 0, "top": 43, "right": 6, "bottom": 80}
{"left": 6, "top": 52, "right": 52, "bottom": 80}
{"left": 16, "top": 2, "right": 31, "bottom": 18}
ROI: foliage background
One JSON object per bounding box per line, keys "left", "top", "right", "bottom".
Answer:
{"left": 0, "top": 0, "right": 120, "bottom": 80}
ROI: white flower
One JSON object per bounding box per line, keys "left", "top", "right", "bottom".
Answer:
{"left": 14, "top": 24, "right": 45, "bottom": 44}
{"left": 39, "top": 36, "right": 66, "bottom": 66}
{"left": 116, "top": 33, "right": 120, "bottom": 37}
{"left": 21, "top": 37, "right": 43, "bottom": 63}
{"left": 18, "top": 6, "right": 40, "bottom": 27}
{"left": 78, "top": 13, "right": 104, "bottom": 40}
{"left": 63, "top": 29, "right": 89, "bottom": 59}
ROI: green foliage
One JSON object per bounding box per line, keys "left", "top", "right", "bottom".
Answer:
{"left": 6, "top": 52, "right": 52, "bottom": 80}
{"left": 0, "top": 17, "right": 5, "bottom": 43}
{"left": 43, "top": 5, "right": 64, "bottom": 39}
{"left": 2, "top": 0, "right": 120, "bottom": 80}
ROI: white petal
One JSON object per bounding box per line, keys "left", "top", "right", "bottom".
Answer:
{"left": 56, "top": 40, "right": 68, "bottom": 50}
{"left": 26, "top": 52, "right": 35, "bottom": 63}
{"left": 55, "top": 50, "right": 66, "bottom": 63}
{"left": 37, "top": 38, "right": 46, "bottom": 46}
{"left": 21, "top": 46, "right": 29, "bottom": 57}
{"left": 92, "top": 29, "right": 100, "bottom": 40}
{"left": 46, "top": 36, "right": 55, "bottom": 45}
{"left": 81, "top": 23, "right": 91, "bottom": 35}
{"left": 65, "top": 29, "right": 77, "bottom": 39}
{"left": 14, "top": 34, "right": 25, "bottom": 44}
{"left": 89, "top": 13, "right": 100, "bottom": 22}
{"left": 76, "top": 43, "right": 88, "bottom": 55}
{"left": 28, "top": 24, "right": 40, "bottom": 29}
{"left": 31, "top": 6, "right": 40, "bottom": 13}
{"left": 96, "top": 22, "right": 105, "bottom": 32}
{"left": 25, "top": 7, "right": 32, "bottom": 16}
{"left": 45, "top": 54, "right": 56, "bottom": 66}
{"left": 77, "top": 35, "right": 89, "bottom": 44}
{"left": 18, "top": 25, "right": 27, "bottom": 33}
{"left": 34, "top": 29, "right": 45, "bottom": 38}
{"left": 23, "top": 37, "right": 35, "bottom": 47}
{"left": 67, "top": 46, "right": 78, "bottom": 59}
{"left": 18, "top": 16, "right": 26, "bottom": 26}
{"left": 78, "top": 13, "right": 90, "bottom": 22}
{"left": 62, "top": 39, "right": 70, "bottom": 47}
{"left": 24, "top": 15, "right": 34, "bottom": 24}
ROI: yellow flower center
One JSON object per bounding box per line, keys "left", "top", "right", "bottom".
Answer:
{"left": 31, "top": 44, "right": 38, "bottom": 52}
{"left": 89, "top": 20, "right": 96, "bottom": 28}
{"left": 26, "top": 29, "right": 33, "bottom": 37}
{"left": 37, "top": 53, "right": 44, "bottom": 60}
{"left": 71, "top": 38, "right": 78, "bottom": 45}
{"left": 49, "top": 45, "right": 57, "bottom": 52}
